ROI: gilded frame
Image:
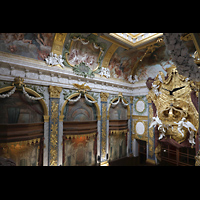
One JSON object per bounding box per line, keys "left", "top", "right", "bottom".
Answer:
{"left": 132, "top": 119, "right": 148, "bottom": 142}
{"left": 65, "top": 39, "right": 102, "bottom": 72}
{"left": 135, "top": 99, "right": 146, "bottom": 113}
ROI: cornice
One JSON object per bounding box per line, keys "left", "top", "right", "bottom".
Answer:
{"left": 0, "top": 52, "right": 149, "bottom": 96}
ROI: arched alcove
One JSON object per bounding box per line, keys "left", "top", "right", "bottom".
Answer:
{"left": 108, "top": 96, "right": 130, "bottom": 164}
{"left": 61, "top": 93, "right": 100, "bottom": 166}
{"left": 0, "top": 85, "right": 48, "bottom": 166}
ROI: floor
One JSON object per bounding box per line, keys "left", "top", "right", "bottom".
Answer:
{"left": 109, "top": 156, "right": 155, "bottom": 166}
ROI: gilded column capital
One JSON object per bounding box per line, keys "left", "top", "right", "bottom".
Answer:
{"left": 130, "top": 96, "right": 134, "bottom": 104}
{"left": 49, "top": 85, "right": 62, "bottom": 98}
{"left": 100, "top": 92, "right": 109, "bottom": 102}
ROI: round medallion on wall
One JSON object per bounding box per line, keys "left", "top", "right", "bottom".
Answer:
{"left": 135, "top": 121, "right": 145, "bottom": 135}
{"left": 135, "top": 99, "right": 145, "bottom": 113}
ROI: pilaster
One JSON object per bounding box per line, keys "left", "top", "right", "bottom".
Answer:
{"left": 128, "top": 96, "right": 133, "bottom": 155}
{"left": 48, "top": 85, "right": 62, "bottom": 166}
{"left": 100, "top": 92, "right": 109, "bottom": 164}
{"left": 147, "top": 100, "right": 156, "bottom": 164}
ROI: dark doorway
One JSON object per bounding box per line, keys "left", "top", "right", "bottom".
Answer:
{"left": 137, "top": 140, "right": 147, "bottom": 165}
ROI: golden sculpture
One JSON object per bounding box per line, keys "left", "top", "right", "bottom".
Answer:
{"left": 50, "top": 100, "right": 59, "bottom": 166}
{"left": 12, "top": 77, "right": 26, "bottom": 88}
{"left": 100, "top": 92, "right": 109, "bottom": 102}
{"left": 72, "top": 83, "right": 91, "bottom": 93}
{"left": 147, "top": 65, "right": 198, "bottom": 145}
{"left": 49, "top": 85, "right": 62, "bottom": 98}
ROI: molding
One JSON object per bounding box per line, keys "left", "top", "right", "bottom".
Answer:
{"left": 51, "top": 33, "right": 67, "bottom": 55}
{"left": 93, "top": 33, "right": 129, "bottom": 50}
{"left": 109, "top": 33, "right": 163, "bottom": 48}
{"left": 132, "top": 115, "right": 148, "bottom": 120}
{"left": 101, "top": 43, "right": 119, "bottom": 68}
{"left": 0, "top": 52, "right": 149, "bottom": 96}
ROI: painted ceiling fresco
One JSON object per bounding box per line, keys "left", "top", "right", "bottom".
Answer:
{"left": 0, "top": 33, "right": 196, "bottom": 83}
{"left": 0, "top": 33, "right": 55, "bottom": 60}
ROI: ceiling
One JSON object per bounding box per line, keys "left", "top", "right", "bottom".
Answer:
{"left": 106, "top": 33, "right": 163, "bottom": 49}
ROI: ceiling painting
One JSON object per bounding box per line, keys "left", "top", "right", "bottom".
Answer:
{"left": 0, "top": 33, "right": 55, "bottom": 60}
{"left": 0, "top": 33, "right": 197, "bottom": 84}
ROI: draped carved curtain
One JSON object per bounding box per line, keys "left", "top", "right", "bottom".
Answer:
{"left": 0, "top": 91, "right": 44, "bottom": 166}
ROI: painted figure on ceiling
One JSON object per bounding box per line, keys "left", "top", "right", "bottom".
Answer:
{"left": 0, "top": 33, "right": 54, "bottom": 60}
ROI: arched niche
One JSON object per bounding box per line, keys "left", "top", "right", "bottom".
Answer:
{"left": 60, "top": 92, "right": 100, "bottom": 166}
{"left": 0, "top": 85, "right": 49, "bottom": 166}
{"left": 108, "top": 96, "right": 130, "bottom": 163}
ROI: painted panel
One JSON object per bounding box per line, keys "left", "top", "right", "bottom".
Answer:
{"left": 0, "top": 33, "right": 55, "bottom": 60}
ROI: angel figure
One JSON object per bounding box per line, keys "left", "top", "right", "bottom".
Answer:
{"left": 174, "top": 117, "right": 197, "bottom": 137}
{"left": 45, "top": 52, "right": 53, "bottom": 65}
{"left": 152, "top": 84, "right": 161, "bottom": 96}
{"left": 188, "top": 130, "right": 195, "bottom": 147}
{"left": 149, "top": 115, "right": 163, "bottom": 130}
{"left": 81, "top": 53, "right": 89, "bottom": 64}
{"left": 70, "top": 49, "right": 79, "bottom": 63}
{"left": 149, "top": 114, "right": 166, "bottom": 140}
{"left": 57, "top": 55, "right": 65, "bottom": 67}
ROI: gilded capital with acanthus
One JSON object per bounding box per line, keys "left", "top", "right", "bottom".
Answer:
{"left": 49, "top": 85, "right": 62, "bottom": 98}
{"left": 100, "top": 92, "right": 109, "bottom": 102}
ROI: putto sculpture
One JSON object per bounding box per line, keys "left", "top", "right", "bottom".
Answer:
{"left": 45, "top": 52, "right": 65, "bottom": 68}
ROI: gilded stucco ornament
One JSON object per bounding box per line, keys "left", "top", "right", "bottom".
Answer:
{"left": 62, "top": 33, "right": 106, "bottom": 78}
{"left": 147, "top": 65, "right": 199, "bottom": 146}
{"left": 48, "top": 85, "right": 62, "bottom": 98}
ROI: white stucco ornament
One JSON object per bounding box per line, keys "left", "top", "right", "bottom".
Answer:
{"left": 45, "top": 52, "right": 65, "bottom": 68}
{"left": 128, "top": 75, "right": 138, "bottom": 84}
{"left": 99, "top": 67, "right": 110, "bottom": 78}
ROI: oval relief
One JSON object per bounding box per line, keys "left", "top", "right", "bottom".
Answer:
{"left": 136, "top": 121, "right": 145, "bottom": 135}
{"left": 136, "top": 100, "right": 145, "bottom": 113}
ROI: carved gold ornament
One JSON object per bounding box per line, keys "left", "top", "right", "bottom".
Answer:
{"left": 132, "top": 120, "right": 148, "bottom": 142}
{"left": 49, "top": 85, "right": 62, "bottom": 98}
{"left": 100, "top": 92, "right": 109, "bottom": 102}
{"left": 72, "top": 83, "right": 91, "bottom": 93}
{"left": 147, "top": 65, "right": 198, "bottom": 145}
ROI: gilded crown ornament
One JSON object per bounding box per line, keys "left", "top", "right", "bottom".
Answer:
{"left": 12, "top": 77, "right": 26, "bottom": 88}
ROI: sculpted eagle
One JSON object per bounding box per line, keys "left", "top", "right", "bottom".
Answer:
{"left": 72, "top": 83, "right": 91, "bottom": 91}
